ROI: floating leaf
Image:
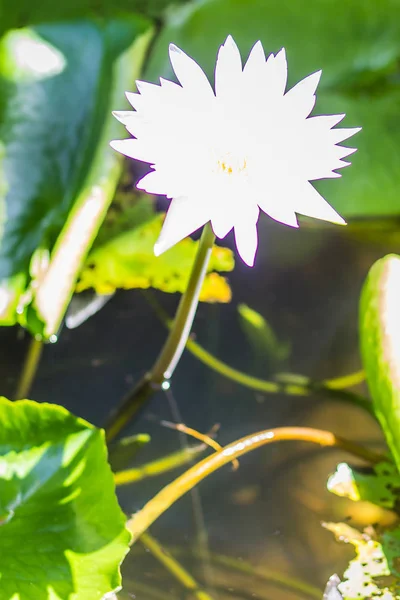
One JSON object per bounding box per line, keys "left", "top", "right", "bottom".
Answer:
{"left": 77, "top": 213, "right": 234, "bottom": 303}
{"left": 0, "top": 397, "right": 130, "bottom": 599}
{"left": 359, "top": 254, "right": 400, "bottom": 471}
{"left": 108, "top": 432, "right": 151, "bottom": 472}
{"left": 0, "top": 17, "right": 153, "bottom": 338}
{"left": 324, "top": 522, "right": 399, "bottom": 599}
{"left": 238, "top": 303, "right": 290, "bottom": 369}
{"left": 328, "top": 462, "right": 400, "bottom": 509}
{"left": 145, "top": 0, "right": 400, "bottom": 219}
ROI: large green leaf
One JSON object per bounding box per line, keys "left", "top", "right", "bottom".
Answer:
{"left": 0, "top": 397, "right": 130, "bottom": 599}
{"left": 145, "top": 0, "right": 400, "bottom": 219}
{"left": 359, "top": 254, "right": 400, "bottom": 471}
{"left": 0, "top": 0, "right": 179, "bottom": 36}
{"left": 0, "top": 17, "right": 152, "bottom": 338}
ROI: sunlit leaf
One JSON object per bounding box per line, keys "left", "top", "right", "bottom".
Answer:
{"left": 0, "top": 17, "right": 153, "bottom": 338}
{"left": 328, "top": 462, "right": 400, "bottom": 509}
{"left": 145, "top": 0, "right": 400, "bottom": 219}
{"left": 0, "top": 397, "right": 130, "bottom": 600}
{"left": 76, "top": 213, "right": 234, "bottom": 303}
{"left": 359, "top": 254, "right": 400, "bottom": 471}
{"left": 324, "top": 522, "right": 399, "bottom": 599}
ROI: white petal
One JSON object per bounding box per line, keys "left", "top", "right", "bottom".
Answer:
{"left": 215, "top": 35, "right": 243, "bottom": 99}
{"left": 210, "top": 210, "right": 233, "bottom": 238}
{"left": 137, "top": 170, "right": 168, "bottom": 195}
{"left": 110, "top": 139, "right": 153, "bottom": 163}
{"left": 295, "top": 183, "right": 346, "bottom": 224}
{"left": 136, "top": 80, "right": 160, "bottom": 96}
{"left": 169, "top": 43, "right": 214, "bottom": 99}
{"left": 125, "top": 91, "right": 144, "bottom": 110}
{"left": 233, "top": 217, "right": 259, "bottom": 267}
{"left": 335, "top": 145, "right": 358, "bottom": 160}
{"left": 113, "top": 111, "right": 144, "bottom": 138}
{"left": 265, "top": 48, "right": 287, "bottom": 96}
{"left": 243, "top": 40, "right": 266, "bottom": 76}
{"left": 330, "top": 127, "right": 362, "bottom": 144}
{"left": 154, "top": 197, "right": 211, "bottom": 255}
{"left": 259, "top": 197, "right": 299, "bottom": 228}
{"left": 159, "top": 77, "right": 181, "bottom": 91}
{"left": 284, "top": 70, "right": 321, "bottom": 117}
{"left": 242, "top": 41, "right": 270, "bottom": 102}
{"left": 310, "top": 113, "right": 346, "bottom": 128}
{"left": 112, "top": 110, "right": 135, "bottom": 124}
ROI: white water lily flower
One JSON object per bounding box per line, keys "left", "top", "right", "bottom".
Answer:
{"left": 111, "top": 36, "right": 360, "bottom": 266}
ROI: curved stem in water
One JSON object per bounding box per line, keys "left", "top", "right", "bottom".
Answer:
{"left": 127, "top": 426, "right": 386, "bottom": 543}
{"left": 175, "top": 548, "right": 322, "bottom": 599}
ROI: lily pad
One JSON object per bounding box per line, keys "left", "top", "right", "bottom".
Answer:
{"left": 0, "top": 397, "right": 130, "bottom": 599}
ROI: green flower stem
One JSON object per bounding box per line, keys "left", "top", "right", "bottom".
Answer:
{"left": 144, "top": 292, "right": 373, "bottom": 415}
{"left": 127, "top": 426, "right": 385, "bottom": 543}
{"left": 151, "top": 222, "right": 215, "bottom": 381}
{"left": 105, "top": 223, "right": 215, "bottom": 442}
{"left": 14, "top": 338, "right": 43, "bottom": 400}
{"left": 140, "top": 532, "right": 215, "bottom": 600}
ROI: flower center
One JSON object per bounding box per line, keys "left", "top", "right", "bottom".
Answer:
{"left": 216, "top": 153, "right": 247, "bottom": 176}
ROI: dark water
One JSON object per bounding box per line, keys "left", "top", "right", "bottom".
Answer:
{"left": 0, "top": 218, "right": 395, "bottom": 599}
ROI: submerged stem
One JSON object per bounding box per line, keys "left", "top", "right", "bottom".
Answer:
{"left": 144, "top": 292, "right": 373, "bottom": 414}
{"left": 140, "top": 532, "right": 215, "bottom": 600}
{"left": 127, "top": 426, "right": 385, "bottom": 543}
{"left": 177, "top": 549, "right": 322, "bottom": 599}
{"left": 105, "top": 223, "right": 215, "bottom": 442}
{"left": 14, "top": 338, "right": 43, "bottom": 400}
{"left": 114, "top": 445, "right": 205, "bottom": 486}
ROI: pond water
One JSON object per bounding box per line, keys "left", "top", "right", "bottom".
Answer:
{"left": 0, "top": 218, "right": 394, "bottom": 599}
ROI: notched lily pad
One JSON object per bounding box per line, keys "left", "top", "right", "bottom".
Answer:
{"left": 0, "top": 397, "right": 130, "bottom": 600}
{"left": 324, "top": 522, "right": 400, "bottom": 599}
{"left": 76, "top": 213, "right": 235, "bottom": 303}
